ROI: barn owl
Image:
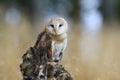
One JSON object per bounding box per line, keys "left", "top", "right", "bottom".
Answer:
{"left": 35, "top": 17, "right": 68, "bottom": 64}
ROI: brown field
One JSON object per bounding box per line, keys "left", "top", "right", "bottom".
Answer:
{"left": 0, "top": 18, "right": 120, "bottom": 80}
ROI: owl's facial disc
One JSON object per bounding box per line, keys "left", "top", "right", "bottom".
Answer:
{"left": 46, "top": 18, "right": 68, "bottom": 35}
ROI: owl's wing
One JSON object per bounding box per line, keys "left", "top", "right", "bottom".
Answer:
{"left": 34, "top": 31, "right": 52, "bottom": 60}
{"left": 34, "top": 31, "right": 46, "bottom": 47}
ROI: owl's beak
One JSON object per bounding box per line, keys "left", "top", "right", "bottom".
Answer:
{"left": 53, "top": 28, "right": 58, "bottom": 35}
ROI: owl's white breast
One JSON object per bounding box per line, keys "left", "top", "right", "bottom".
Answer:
{"left": 52, "top": 39, "right": 67, "bottom": 61}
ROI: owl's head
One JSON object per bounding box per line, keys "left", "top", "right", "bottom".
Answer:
{"left": 45, "top": 17, "right": 68, "bottom": 35}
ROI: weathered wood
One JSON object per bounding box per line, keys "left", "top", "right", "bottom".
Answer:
{"left": 20, "top": 47, "right": 73, "bottom": 80}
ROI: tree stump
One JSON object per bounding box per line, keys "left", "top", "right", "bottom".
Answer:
{"left": 20, "top": 47, "right": 73, "bottom": 80}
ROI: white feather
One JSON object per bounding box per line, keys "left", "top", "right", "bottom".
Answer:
{"left": 52, "top": 38, "right": 67, "bottom": 61}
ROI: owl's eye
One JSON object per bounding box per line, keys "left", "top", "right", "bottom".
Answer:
{"left": 59, "top": 24, "right": 63, "bottom": 27}
{"left": 50, "top": 24, "right": 54, "bottom": 28}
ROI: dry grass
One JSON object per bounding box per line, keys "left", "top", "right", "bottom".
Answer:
{"left": 0, "top": 18, "right": 120, "bottom": 80}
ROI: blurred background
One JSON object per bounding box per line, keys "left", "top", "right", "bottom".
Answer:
{"left": 0, "top": 0, "right": 120, "bottom": 80}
